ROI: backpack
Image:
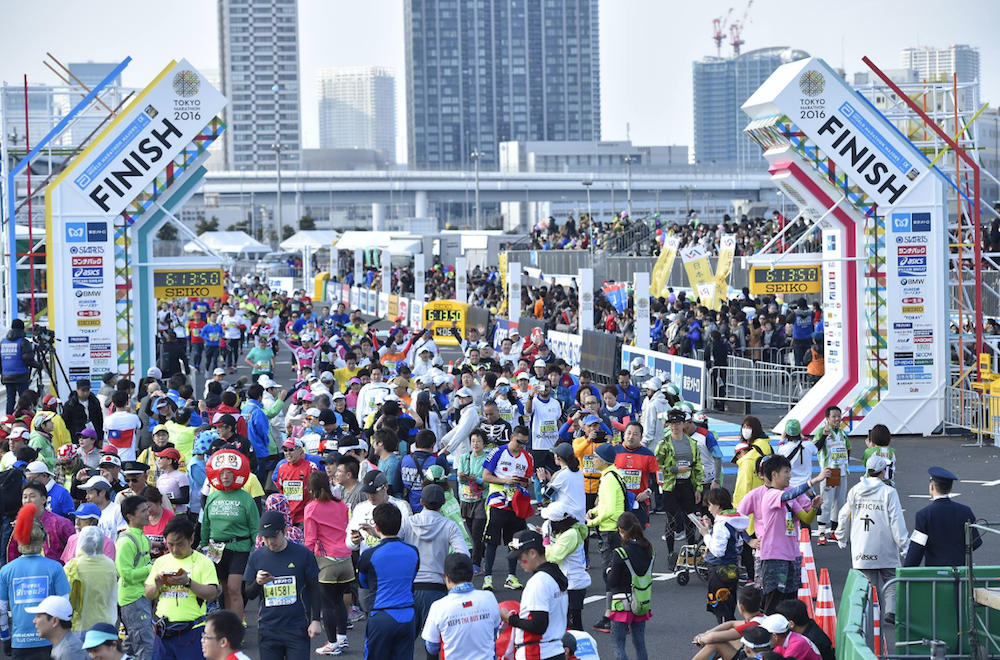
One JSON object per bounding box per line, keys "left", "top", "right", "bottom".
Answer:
{"left": 610, "top": 470, "right": 637, "bottom": 512}
{"left": 0, "top": 467, "right": 24, "bottom": 518}
{"left": 612, "top": 546, "right": 653, "bottom": 616}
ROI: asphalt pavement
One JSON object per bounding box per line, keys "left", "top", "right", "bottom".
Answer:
{"left": 219, "top": 351, "right": 1000, "bottom": 659}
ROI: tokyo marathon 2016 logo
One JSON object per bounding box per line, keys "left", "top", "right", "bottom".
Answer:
{"left": 799, "top": 70, "right": 825, "bottom": 97}
{"left": 172, "top": 70, "right": 200, "bottom": 98}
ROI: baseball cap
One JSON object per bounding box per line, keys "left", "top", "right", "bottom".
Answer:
{"left": 666, "top": 408, "right": 687, "bottom": 423}
{"left": 25, "top": 595, "right": 73, "bottom": 621}
{"left": 258, "top": 510, "right": 287, "bottom": 538}
{"left": 100, "top": 444, "right": 119, "bottom": 455}
{"left": 318, "top": 409, "right": 337, "bottom": 425}
{"left": 496, "top": 377, "right": 510, "bottom": 386}
{"left": 646, "top": 376, "right": 663, "bottom": 390}
{"left": 282, "top": 437, "right": 305, "bottom": 449}
{"left": 79, "top": 476, "right": 113, "bottom": 492}
{"left": 155, "top": 448, "right": 182, "bottom": 461}
{"left": 582, "top": 413, "right": 601, "bottom": 426}
{"left": 761, "top": 613, "right": 791, "bottom": 634}
{"left": 732, "top": 441, "right": 751, "bottom": 463}
{"left": 456, "top": 387, "right": 475, "bottom": 398}
{"left": 78, "top": 428, "right": 98, "bottom": 440}
{"left": 424, "top": 464, "right": 447, "bottom": 483}
{"left": 213, "top": 367, "right": 227, "bottom": 376}
{"left": 24, "top": 461, "right": 52, "bottom": 476}
{"left": 507, "top": 529, "right": 545, "bottom": 560}
{"left": 784, "top": 419, "right": 802, "bottom": 437}
{"left": 331, "top": 391, "right": 346, "bottom": 401}
{"left": 552, "top": 443, "right": 575, "bottom": 461}
{"left": 100, "top": 455, "right": 122, "bottom": 468}
{"left": 541, "top": 501, "right": 574, "bottom": 522}
{"left": 213, "top": 413, "right": 237, "bottom": 428}
{"left": 305, "top": 407, "right": 322, "bottom": 418}
{"left": 865, "top": 455, "right": 888, "bottom": 473}
{"left": 360, "top": 470, "right": 388, "bottom": 493}
{"left": 7, "top": 428, "right": 28, "bottom": 442}
{"left": 514, "top": 369, "right": 529, "bottom": 381}
{"left": 258, "top": 375, "right": 279, "bottom": 389}
{"left": 533, "top": 359, "right": 546, "bottom": 368}
{"left": 152, "top": 424, "right": 169, "bottom": 435}
{"left": 320, "top": 371, "right": 335, "bottom": 383}
{"left": 306, "top": 374, "right": 318, "bottom": 383}
{"left": 420, "top": 484, "right": 446, "bottom": 508}
{"left": 147, "top": 367, "right": 163, "bottom": 380}
{"left": 82, "top": 622, "right": 120, "bottom": 650}
{"left": 389, "top": 376, "right": 409, "bottom": 388}
{"left": 41, "top": 394, "right": 59, "bottom": 409}
{"left": 594, "top": 443, "right": 617, "bottom": 464}
{"left": 74, "top": 502, "right": 101, "bottom": 520}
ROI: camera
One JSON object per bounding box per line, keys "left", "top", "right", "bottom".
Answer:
{"left": 32, "top": 324, "right": 55, "bottom": 347}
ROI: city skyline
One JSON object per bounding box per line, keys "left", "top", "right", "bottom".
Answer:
{"left": 2, "top": 0, "right": 998, "bottom": 166}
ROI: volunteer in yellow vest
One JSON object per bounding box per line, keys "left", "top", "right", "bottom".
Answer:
{"left": 731, "top": 414, "right": 773, "bottom": 582}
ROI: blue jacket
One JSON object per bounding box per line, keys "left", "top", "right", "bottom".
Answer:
{"left": 400, "top": 451, "right": 450, "bottom": 513}
{"left": 558, "top": 420, "right": 613, "bottom": 444}
{"left": 792, "top": 310, "right": 814, "bottom": 340}
{"left": 358, "top": 537, "right": 419, "bottom": 616}
{"left": 616, "top": 384, "right": 642, "bottom": 415}
{"left": 47, "top": 483, "right": 76, "bottom": 520}
{"left": 243, "top": 399, "right": 271, "bottom": 458}
{"left": 201, "top": 324, "right": 222, "bottom": 347}
{"left": 904, "top": 497, "right": 982, "bottom": 567}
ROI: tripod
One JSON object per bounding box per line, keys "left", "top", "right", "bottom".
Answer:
{"left": 31, "top": 340, "right": 72, "bottom": 399}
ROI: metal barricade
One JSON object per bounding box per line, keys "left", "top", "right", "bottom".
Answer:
{"left": 944, "top": 386, "right": 984, "bottom": 446}
{"left": 979, "top": 392, "right": 1000, "bottom": 449}
{"left": 707, "top": 365, "right": 797, "bottom": 410}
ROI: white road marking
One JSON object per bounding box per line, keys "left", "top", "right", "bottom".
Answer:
{"left": 909, "top": 493, "right": 962, "bottom": 498}
{"left": 982, "top": 479, "right": 1000, "bottom": 487}
{"left": 583, "top": 573, "right": 678, "bottom": 605}
{"left": 962, "top": 480, "right": 989, "bottom": 485}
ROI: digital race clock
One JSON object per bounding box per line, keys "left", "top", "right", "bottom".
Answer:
{"left": 748, "top": 265, "right": 822, "bottom": 295}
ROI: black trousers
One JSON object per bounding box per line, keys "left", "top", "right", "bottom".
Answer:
{"left": 663, "top": 479, "right": 697, "bottom": 553}
{"left": 259, "top": 626, "right": 309, "bottom": 660}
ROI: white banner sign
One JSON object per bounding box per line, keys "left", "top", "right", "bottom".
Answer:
{"left": 633, "top": 272, "right": 650, "bottom": 350}
{"left": 414, "top": 253, "right": 426, "bottom": 304}
{"left": 354, "top": 249, "right": 363, "bottom": 287}
{"left": 410, "top": 299, "right": 424, "bottom": 330}
{"left": 455, "top": 256, "right": 467, "bottom": 303}
{"left": 547, "top": 330, "right": 582, "bottom": 369}
{"left": 398, "top": 297, "right": 410, "bottom": 328}
{"left": 508, "top": 261, "right": 522, "bottom": 324}
{"left": 381, "top": 249, "right": 391, "bottom": 297}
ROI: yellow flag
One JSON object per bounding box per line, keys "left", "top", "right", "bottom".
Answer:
{"left": 681, "top": 245, "right": 718, "bottom": 310}
{"left": 714, "top": 234, "right": 737, "bottom": 308}
{"left": 498, "top": 252, "right": 509, "bottom": 315}
{"left": 651, "top": 236, "right": 680, "bottom": 298}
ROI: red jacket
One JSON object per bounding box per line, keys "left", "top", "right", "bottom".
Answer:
{"left": 276, "top": 458, "right": 316, "bottom": 523}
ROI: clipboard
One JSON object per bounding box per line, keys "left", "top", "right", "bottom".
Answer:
{"left": 826, "top": 467, "right": 841, "bottom": 487}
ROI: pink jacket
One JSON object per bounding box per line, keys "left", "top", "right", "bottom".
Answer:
{"left": 304, "top": 499, "right": 350, "bottom": 558}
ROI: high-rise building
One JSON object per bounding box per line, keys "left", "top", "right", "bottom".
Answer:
{"left": 694, "top": 47, "right": 809, "bottom": 169}
{"left": 67, "top": 62, "right": 122, "bottom": 88}
{"left": 217, "top": 0, "right": 302, "bottom": 171}
{"left": 404, "top": 0, "right": 601, "bottom": 169}
{"left": 900, "top": 45, "right": 980, "bottom": 111}
{"left": 317, "top": 66, "right": 396, "bottom": 164}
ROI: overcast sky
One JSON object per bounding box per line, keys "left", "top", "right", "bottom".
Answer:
{"left": 2, "top": 0, "right": 997, "bottom": 164}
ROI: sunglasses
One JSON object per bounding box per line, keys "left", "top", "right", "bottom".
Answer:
{"left": 126, "top": 477, "right": 144, "bottom": 484}
{"left": 514, "top": 437, "right": 527, "bottom": 445}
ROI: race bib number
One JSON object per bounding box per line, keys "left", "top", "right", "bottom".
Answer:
{"left": 161, "top": 585, "right": 190, "bottom": 599}
{"left": 540, "top": 421, "right": 557, "bottom": 434}
{"left": 255, "top": 361, "right": 269, "bottom": 370}
{"left": 583, "top": 455, "right": 597, "bottom": 473}
{"left": 612, "top": 431, "right": 623, "bottom": 445}
{"left": 677, "top": 461, "right": 691, "bottom": 480}
{"left": 500, "top": 411, "right": 514, "bottom": 422}
{"left": 209, "top": 333, "right": 220, "bottom": 342}
{"left": 785, "top": 509, "right": 795, "bottom": 537}
{"left": 263, "top": 576, "right": 297, "bottom": 607}
{"left": 831, "top": 449, "right": 848, "bottom": 462}
{"left": 621, "top": 469, "right": 642, "bottom": 490}
{"left": 460, "top": 482, "right": 482, "bottom": 500}
{"left": 204, "top": 541, "right": 226, "bottom": 564}
{"left": 191, "top": 328, "right": 201, "bottom": 338}
{"left": 284, "top": 480, "right": 304, "bottom": 501}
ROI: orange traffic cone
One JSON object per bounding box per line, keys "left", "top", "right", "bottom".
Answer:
{"left": 816, "top": 568, "right": 838, "bottom": 647}
{"left": 798, "top": 564, "right": 815, "bottom": 618}
{"left": 447, "top": 360, "right": 454, "bottom": 374}
{"left": 871, "top": 584, "right": 884, "bottom": 658}
{"left": 799, "top": 528, "right": 820, "bottom": 599}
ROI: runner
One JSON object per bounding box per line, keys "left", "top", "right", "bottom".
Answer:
{"left": 481, "top": 426, "right": 534, "bottom": 592}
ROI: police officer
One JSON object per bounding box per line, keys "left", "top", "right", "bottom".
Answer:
{"left": 0, "top": 319, "right": 40, "bottom": 414}
{"left": 904, "top": 467, "right": 982, "bottom": 567}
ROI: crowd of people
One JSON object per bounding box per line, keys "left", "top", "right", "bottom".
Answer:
{"left": 0, "top": 269, "right": 980, "bottom": 660}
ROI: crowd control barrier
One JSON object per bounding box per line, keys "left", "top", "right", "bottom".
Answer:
{"left": 836, "top": 570, "right": 879, "bottom": 660}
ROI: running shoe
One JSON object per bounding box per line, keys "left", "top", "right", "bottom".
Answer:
{"left": 483, "top": 576, "right": 494, "bottom": 591}
{"left": 347, "top": 606, "right": 365, "bottom": 624}
{"left": 504, "top": 575, "right": 523, "bottom": 590}
{"left": 817, "top": 533, "right": 827, "bottom": 546}
{"left": 473, "top": 565, "right": 483, "bottom": 577}
{"left": 593, "top": 616, "right": 611, "bottom": 633}
{"left": 315, "top": 643, "right": 342, "bottom": 656}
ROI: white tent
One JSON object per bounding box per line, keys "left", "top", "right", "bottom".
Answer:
{"left": 279, "top": 230, "right": 342, "bottom": 252}
{"left": 184, "top": 231, "right": 271, "bottom": 257}
{"left": 334, "top": 231, "right": 422, "bottom": 255}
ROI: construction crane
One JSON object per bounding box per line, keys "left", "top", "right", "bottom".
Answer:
{"left": 729, "top": 0, "right": 754, "bottom": 57}
{"left": 712, "top": 8, "right": 733, "bottom": 58}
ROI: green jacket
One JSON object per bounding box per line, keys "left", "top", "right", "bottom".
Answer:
{"left": 546, "top": 523, "right": 588, "bottom": 565}
{"left": 588, "top": 465, "right": 626, "bottom": 532}
{"left": 263, "top": 397, "right": 287, "bottom": 454}
{"left": 28, "top": 430, "right": 56, "bottom": 471}
{"left": 655, "top": 433, "right": 704, "bottom": 492}
{"left": 202, "top": 489, "right": 261, "bottom": 553}
{"left": 115, "top": 526, "right": 152, "bottom": 606}
{"left": 813, "top": 421, "right": 852, "bottom": 469}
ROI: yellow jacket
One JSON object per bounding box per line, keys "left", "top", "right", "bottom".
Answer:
{"left": 733, "top": 436, "right": 772, "bottom": 535}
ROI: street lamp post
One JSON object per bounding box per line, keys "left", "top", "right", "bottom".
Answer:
{"left": 624, "top": 155, "right": 635, "bottom": 220}
{"left": 271, "top": 84, "right": 283, "bottom": 248}
{"left": 470, "top": 148, "right": 482, "bottom": 230}
{"left": 582, "top": 180, "right": 593, "bottom": 221}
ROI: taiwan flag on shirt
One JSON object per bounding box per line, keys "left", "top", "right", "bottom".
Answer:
{"left": 107, "top": 428, "right": 134, "bottom": 452}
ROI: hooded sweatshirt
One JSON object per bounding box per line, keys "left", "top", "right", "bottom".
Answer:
{"left": 837, "top": 476, "right": 908, "bottom": 569}
{"left": 399, "top": 508, "right": 469, "bottom": 585}
{"left": 639, "top": 391, "right": 670, "bottom": 452}
{"left": 704, "top": 509, "right": 750, "bottom": 566}
{"left": 545, "top": 523, "right": 591, "bottom": 591}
